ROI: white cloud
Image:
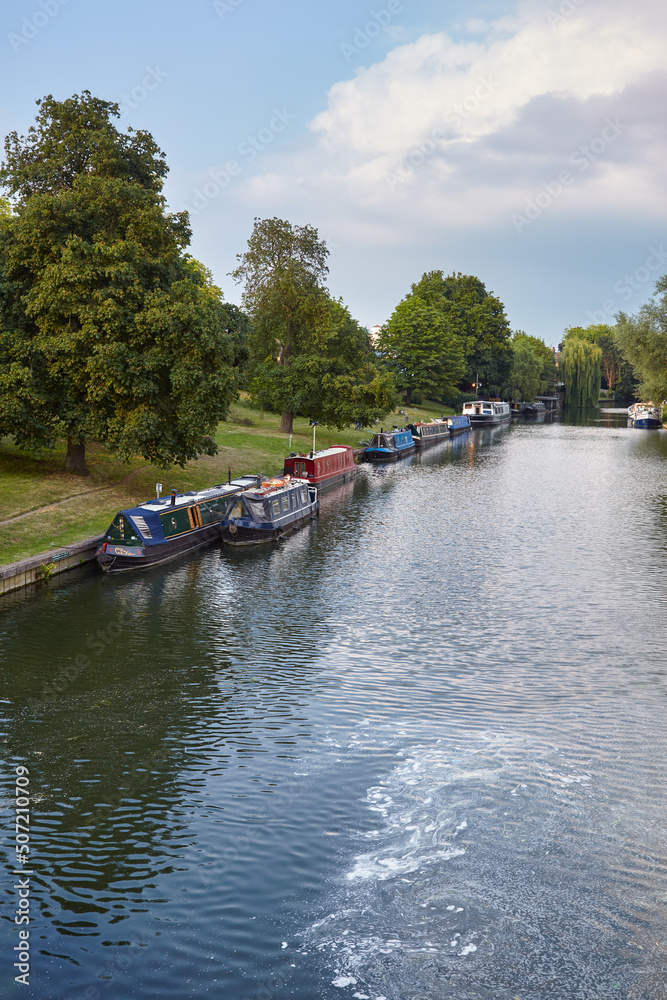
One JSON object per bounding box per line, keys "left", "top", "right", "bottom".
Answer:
{"left": 238, "top": 0, "right": 667, "bottom": 237}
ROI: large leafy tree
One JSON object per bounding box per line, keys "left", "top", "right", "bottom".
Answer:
{"left": 506, "top": 331, "right": 557, "bottom": 400}
{"left": 378, "top": 296, "right": 465, "bottom": 403}
{"left": 564, "top": 323, "right": 637, "bottom": 399}
{"left": 231, "top": 216, "right": 331, "bottom": 433}
{"left": 234, "top": 218, "right": 394, "bottom": 431}
{"left": 409, "top": 271, "right": 513, "bottom": 395}
{"left": 615, "top": 276, "right": 667, "bottom": 404}
{"left": 250, "top": 299, "right": 396, "bottom": 428}
{"left": 0, "top": 92, "right": 239, "bottom": 473}
{"left": 560, "top": 336, "right": 602, "bottom": 407}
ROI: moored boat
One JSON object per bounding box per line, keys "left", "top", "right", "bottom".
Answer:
{"left": 407, "top": 419, "right": 450, "bottom": 448}
{"left": 96, "top": 476, "right": 260, "bottom": 573}
{"left": 283, "top": 445, "right": 356, "bottom": 493}
{"left": 462, "top": 400, "right": 511, "bottom": 425}
{"left": 628, "top": 403, "right": 662, "bottom": 429}
{"left": 524, "top": 401, "right": 547, "bottom": 416}
{"left": 219, "top": 476, "right": 319, "bottom": 546}
{"left": 447, "top": 414, "right": 472, "bottom": 435}
{"left": 364, "top": 428, "right": 416, "bottom": 462}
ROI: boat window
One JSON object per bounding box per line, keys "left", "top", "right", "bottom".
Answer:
{"left": 227, "top": 498, "right": 245, "bottom": 518}
{"left": 272, "top": 499, "right": 280, "bottom": 515}
{"left": 281, "top": 495, "right": 289, "bottom": 512}
{"left": 300, "top": 462, "right": 307, "bottom": 475}
{"left": 327, "top": 459, "right": 330, "bottom": 470}
{"left": 301, "top": 488, "right": 308, "bottom": 503}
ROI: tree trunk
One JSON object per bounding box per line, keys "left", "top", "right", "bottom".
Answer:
{"left": 280, "top": 411, "right": 294, "bottom": 433}
{"left": 65, "top": 437, "right": 88, "bottom": 475}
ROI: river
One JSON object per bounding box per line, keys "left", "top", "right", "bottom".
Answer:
{"left": 2, "top": 415, "right": 667, "bottom": 1000}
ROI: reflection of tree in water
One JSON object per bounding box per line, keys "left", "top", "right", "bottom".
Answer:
{"left": 0, "top": 555, "right": 333, "bottom": 978}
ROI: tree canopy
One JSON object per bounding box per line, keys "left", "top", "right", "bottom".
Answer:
{"left": 377, "top": 295, "right": 465, "bottom": 403}
{"left": 382, "top": 270, "right": 512, "bottom": 401}
{"left": 505, "top": 331, "right": 557, "bottom": 401}
{"left": 615, "top": 276, "right": 667, "bottom": 404}
{"left": 0, "top": 92, "right": 240, "bottom": 473}
{"left": 233, "top": 217, "right": 394, "bottom": 431}
{"left": 560, "top": 336, "right": 602, "bottom": 408}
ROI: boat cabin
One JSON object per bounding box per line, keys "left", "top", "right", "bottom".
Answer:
{"left": 283, "top": 445, "right": 355, "bottom": 485}
{"left": 223, "top": 479, "right": 314, "bottom": 524}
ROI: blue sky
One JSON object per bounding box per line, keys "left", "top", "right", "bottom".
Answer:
{"left": 1, "top": 0, "right": 665, "bottom": 345}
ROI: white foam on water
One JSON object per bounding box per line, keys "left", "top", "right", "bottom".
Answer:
{"left": 310, "top": 728, "right": 600, "bottom": 997}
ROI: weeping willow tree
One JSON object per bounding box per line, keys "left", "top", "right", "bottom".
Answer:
{"left": 561, "top": 337, "right": 602, "bottom": 407}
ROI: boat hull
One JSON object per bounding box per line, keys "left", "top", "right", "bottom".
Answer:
{"left": 96, "top": 522, "right": 222, "bottom": 574}
{"left": 413, "top": 433, "right": 449, "bottom": 449}
{"left": 308, "top": 467, "right": 357, "bottom": 493}
{"left": 468, "top": 413, "right": 511, "bottom": 426}
{"left": 365, "top": 443, "right": 416, "bottom": 463}
{"left": 220, "top": 504, "right": 319, "bottom": 546}
{"left": 630, "top": 416, "right": 662, "bottom": 429}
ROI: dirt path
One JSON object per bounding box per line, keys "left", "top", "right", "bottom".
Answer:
{"left": 0, "top": 467, "right": 149, "bottom": 527}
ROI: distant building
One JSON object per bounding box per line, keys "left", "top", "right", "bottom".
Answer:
{"left": 369, "top": 324, "right": 382, "bottom": 346}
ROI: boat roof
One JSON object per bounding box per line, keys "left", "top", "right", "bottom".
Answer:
{"left": 289, "top": 446, "right": 352, "bottom": 459}
{"left": 243, "top": 477, "right": 310, "bottom": 499}
{"left": 134, "top": 476, "right": 259, "bottom": 512}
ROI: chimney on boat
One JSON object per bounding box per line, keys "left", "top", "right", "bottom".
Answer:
{"left": 170, "top": 490, "right": 177, "bottom": 506}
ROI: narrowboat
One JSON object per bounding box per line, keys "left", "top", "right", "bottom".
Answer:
{"left": 219, "top": 477, "right": 319, "bottom": 547}
{"left": 407, "top": 419, "right": 450, "bottom": 448}
{"left": 524, "top": 401, "right": 546, "bottom": 416}
{"left": 628, "top": 403, "right": 662, "bottom": 429}
{"left": 462, "top": 400, "right": 511, "bottom": 425}
{"left": 364, "top": 428, "right": 416, "bottom": 463}
{"left": 283, "top": 445, "right": 356, "bottom": 494}
{"left": 447, "top": 414, "right": 472, "bottom": 435}
{"left": 96, "top": 476, "right": 260, "bottom": 573}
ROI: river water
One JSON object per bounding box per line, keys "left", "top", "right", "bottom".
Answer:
{"left": 2, "top": 416, "right": 667, "bottom": 1000}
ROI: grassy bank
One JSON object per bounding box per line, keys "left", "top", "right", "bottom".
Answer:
{"left": 0, "top": 396, "right": 452, "bottom": 566}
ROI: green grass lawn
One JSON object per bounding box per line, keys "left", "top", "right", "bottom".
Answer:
{"left": 0, "top": 396, "right": 452, "bottom": 566}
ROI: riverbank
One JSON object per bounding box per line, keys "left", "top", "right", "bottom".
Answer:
{"left": 0, "top": 396, "right": 451, "bottom": 575}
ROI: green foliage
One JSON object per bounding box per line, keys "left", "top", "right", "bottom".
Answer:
{"left": 615, "top": 275, "right": 667, "bottom": 404}
{"left": 441, "top": 388, "right": 478, "bottom": 411}
{"left": 561, "top": 337, "right": 602, "bottom": 407}
{"left": 378, "top": 296, "right": 465, "bottom": 403}
{"left": 409, "top": 271, "right": 513, "bottom": 394}
{"left": 235, "top": 218, "right": 394, "bottom": 430}
{"left": 249, "top": 296, "right": 396, "bottom": 428}
{"left": 564, "top": 323, "right": 637, "bottom": 397}
{"left": 0, "top": 92, "right": 239, "bottom": 471}
{"left": 232, "top": 216, "right": 332, "bottom": 431}
{"left": 505, "top": 331, "right": 556, "bottom": 400}
{"left": 506, "top": 340, "right": 543, "bottom": 401}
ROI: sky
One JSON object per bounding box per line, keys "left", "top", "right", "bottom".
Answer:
{"left": 0, "top": 0, "right": 665, "bottom": 345}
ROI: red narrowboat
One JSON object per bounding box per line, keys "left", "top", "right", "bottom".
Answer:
{"left": 283, "top": 445, "right": 356, "bottom": 494}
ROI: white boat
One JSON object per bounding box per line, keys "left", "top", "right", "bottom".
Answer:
{"left": 627, "top": 403, "right": 662, "bottom": 429}
{"left": 462, "top": 400, "right": 511, "bottom": 426}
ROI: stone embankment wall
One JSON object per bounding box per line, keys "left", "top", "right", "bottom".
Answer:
{"left": 0, "top": 535, "right": 104, "bottom": 596}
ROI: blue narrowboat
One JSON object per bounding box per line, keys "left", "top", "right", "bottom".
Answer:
{"left": 364, "top": 428, "right": 416, "bottom": 463}
{"left": 96, "top": 476, "right": 260, "bottom": 573}
{"left": 447, "top": 414, "right": 472, "bottom": 435}
{"left": 407, "top": 419, "right": 450, "bottom": 448}
{"left": 220, "top": 476, "right": 319, "bottom": 546}
{"left": 628, "top": 403, "right": 662, "bottom": 429}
